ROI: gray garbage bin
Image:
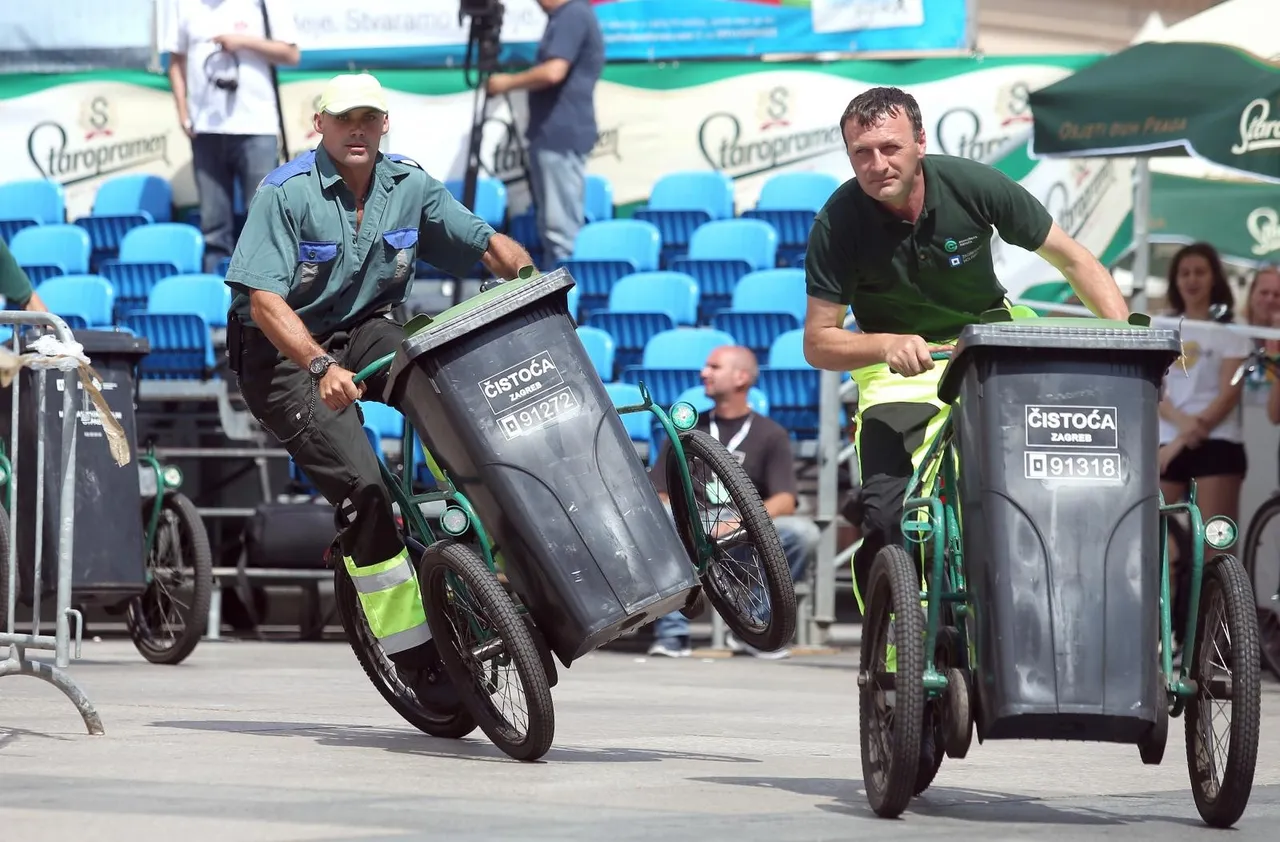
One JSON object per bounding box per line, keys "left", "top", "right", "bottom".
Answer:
{"left": 938, "top": 316, "right": 1181, "bottom": 744}
{"left": 388, "top": 269, "right": 699, "bottom": 665}
{"left": 0, "top": 328, "right": 151, "bottom": 605}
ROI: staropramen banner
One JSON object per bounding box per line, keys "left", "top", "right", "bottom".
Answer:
{"left": 0, "top": 55, "right": 1106, "bottom": 240}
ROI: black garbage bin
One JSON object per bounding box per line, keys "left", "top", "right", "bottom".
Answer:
{"left": 388, "top": 268, "right": 699, "bottom": 665}
{"left": 937, "top": 316, "right": 1181, "bottom": 744}
{"left": 0, "top": 328, "right": 151, "bottom": 606}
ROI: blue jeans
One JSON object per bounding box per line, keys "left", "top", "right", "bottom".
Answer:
{"left": 653, "top": 515, "right": 821, "bottom": 643}
{"left": 526, "top": 146, "right": 586, "bottom": 264}
{"left": 192, "top": 133, "right": 280, "bottom": 273}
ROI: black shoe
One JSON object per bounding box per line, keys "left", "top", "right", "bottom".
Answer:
{"left": 393, "top": 640, "right": 464, "bottom": 712}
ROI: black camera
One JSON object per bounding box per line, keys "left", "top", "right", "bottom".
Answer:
{"left": 459, "top": 0, "right": 502, "bottom": 16}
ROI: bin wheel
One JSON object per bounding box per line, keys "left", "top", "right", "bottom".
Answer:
{"left": 333, "top": 558, "right": 478, "bottom": 740}
{"left": 419, "top": 539, "right": 555, "bottom": 762}
{"left": 666, "top": 430, "right": 797, "bottom": 653}
{"left": 1184, "top": 553, "right": 1261, "bottom": 829}
{"left": 1138, "top": 692, "right": 1169, "bottom": 766}
{"left": 914, "top": 628, "right": 965, "bottom": 796}
{"left": 860, "top": 544, "right": 925, "bottom": 818}
{"left": 126, "top": 492, "right": 213, "bottom": 665}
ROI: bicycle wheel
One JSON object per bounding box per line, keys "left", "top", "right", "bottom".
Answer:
{"left": 334, "top": 559, "right": 478, "bottom": 741}
{"left": 126, "top": 492, "right": 213, "bottom": 665}
{"left": 665, "top": 429, "right": 796, "bottom": 652}
{"left": 859, "top": 544, "right": 925, "bottom": 819}
{"left": 419, "top": 539, "right": 555, "bottom": 762}
{"left": 1240, "top": 495, "right": 1280, "bottom": 680}
{"left": 1184, "top": 553, "right": 1261, "bottom": 829}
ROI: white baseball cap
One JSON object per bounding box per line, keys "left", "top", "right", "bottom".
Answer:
{"left": 317, "top": 73, "right": 389, "bottom": 115}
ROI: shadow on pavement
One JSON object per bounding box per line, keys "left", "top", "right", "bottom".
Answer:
{"left": 149, "top": 719, "right": 762, "bottom": 766}
{"left": 690, "top": 776, "right": 1210, "bottom": 828}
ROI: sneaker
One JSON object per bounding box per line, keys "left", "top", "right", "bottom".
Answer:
{"left": 726, "top": 632, "right": 790, "bottom": 660}
{"left": 647, "top": 637, "right": 692, "bottom": 658}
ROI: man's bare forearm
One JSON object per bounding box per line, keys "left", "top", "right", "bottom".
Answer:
{"left": 1062, "top": 257, "right": 1130, "bottom": 321}
{"left": 480, "top": 233, "right": 535, "bottom": 280}
{"left": 168, "top": 57, "right": 190, "bottom": 125}
{"left": 249, "top": 290, "right": 324, "bottom": 369}
{"left": 804, "top": 326, "right": 892, "bottom": 372}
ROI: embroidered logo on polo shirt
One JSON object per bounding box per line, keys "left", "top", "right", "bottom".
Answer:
{"left": 944, "top": 239, "right": 959, "bottom": 252}
{"left": 948, "top": 255, "right": 962, "bottom": 267}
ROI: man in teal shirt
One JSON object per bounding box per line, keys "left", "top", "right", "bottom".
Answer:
{"left": 224, "top": 73, "right": 532, "bottom": 702}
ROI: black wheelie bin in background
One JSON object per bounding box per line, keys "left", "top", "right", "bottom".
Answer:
{"left": 0, "top": 328, "right": 151, "bottom": 608}
{"left": 387, "top": 268, "right": 699, "bottom": 667}
{"left": 937, "top": 315, "right": 1182, "bottom": 744}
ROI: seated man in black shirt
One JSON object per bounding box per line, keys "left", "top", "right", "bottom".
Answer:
{"left": 647, "top": 345, "right": 819, "bottom": 658}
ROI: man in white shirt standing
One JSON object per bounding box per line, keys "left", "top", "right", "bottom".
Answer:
{"left": 164, "top": 0, "right": 301, "bottom": 273}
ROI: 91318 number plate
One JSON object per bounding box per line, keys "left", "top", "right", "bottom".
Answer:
{"left": 1024, "top": 450, "right": 1123, "bottom": 484}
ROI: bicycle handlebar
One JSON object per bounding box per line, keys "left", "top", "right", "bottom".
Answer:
{"left": 352, "top": 352, "right": 396, "bottom": 386}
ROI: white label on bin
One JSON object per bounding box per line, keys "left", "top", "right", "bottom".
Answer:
{"left": 1025, "top": 450, "right": 1123, "bottom": 484}
{"left": 1024, "top": 404, "right": 1118, "bottom": 449}
{"left": 478, "top": 350, "right": 565, "bottom": 416}
{"left": 497, "top": 385, "right": 581, "bottom": 441}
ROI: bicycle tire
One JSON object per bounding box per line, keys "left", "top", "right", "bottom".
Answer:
{"left": 1184, "top": 554, "right": 1261, "bottom": 829}
{"left": 419, "top": 539, "right": 555, "bottom": 762}
{"left": 860, "top": 544, "right": 925, "bottom": 819}
{"left": 127, "top": 493, "right": 213, "bottom": 666}
{"left": 665, "top": 429, "right": 797, "bottom": 652}
{"left": 1240, "top": 494, "right": 1280, "bottom": 680}
{"left": 334, "top": 560, "right": 478, "bottom": 740}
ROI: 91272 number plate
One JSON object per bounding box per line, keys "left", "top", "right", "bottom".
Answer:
{"left": 1024, "top": 450, "right": 1123, "bottom": 484}
{"left": 496, "top": 385, "right": 580, "bottom": 441}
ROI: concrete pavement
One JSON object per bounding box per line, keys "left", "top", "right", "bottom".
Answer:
{"left": 1, "top": 638, "right": 1278, "bottom": 841}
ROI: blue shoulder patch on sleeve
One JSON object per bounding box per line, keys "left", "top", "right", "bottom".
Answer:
{"left": 387, "top": 153, "right": 423, "bottom": 170}
{"left": 262, "top": 150, "right": 317, "bottom": 187}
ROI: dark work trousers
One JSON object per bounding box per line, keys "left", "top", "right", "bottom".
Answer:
{"left": 849, "top": 400, "right": 943, "bottom": 604}
{"left": 235, "top": 315, "right": 404, "bottom": 572}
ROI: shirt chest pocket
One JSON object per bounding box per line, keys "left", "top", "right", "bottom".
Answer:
{"left": 295, "top": 241, "right": 339, "bottom": 298}
{"left": 382, "top": 227, "right": 419, "bottom": 284}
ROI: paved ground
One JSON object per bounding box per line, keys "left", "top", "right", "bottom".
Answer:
{"left": 1, "top": 638, "right": 1278, "bottom": 842}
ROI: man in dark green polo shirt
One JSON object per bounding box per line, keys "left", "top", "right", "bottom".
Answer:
{"left": 802, "top": 86, "right": 1129, "bottom": 608}
{"left": 224, "top": 73, "right": 533, "bottom": 699}
{"left": 0, "top": 238, "right": 47, "bottom": 314}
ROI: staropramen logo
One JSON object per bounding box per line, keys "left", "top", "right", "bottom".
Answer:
{"left": 1231, "top": 98, "right": 1280, "bottom": 154}
{"left": 1247, "top": 207, "right": 1280, "bottom": 256}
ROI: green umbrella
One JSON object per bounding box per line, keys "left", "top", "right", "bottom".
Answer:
{"left": 1149, "top": 172, "right": 1280, "bottom": 264}
{"left": 1029, "top": 41, "right": 1280, "bottom": 183}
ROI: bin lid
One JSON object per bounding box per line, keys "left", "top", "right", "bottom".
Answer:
{"left": 400, "top": 267, "right": 575, "bottom": 355}
{"left": 20, "top": 327, "right": 151, "bottom": 358}
{"left": 938, "top": 316, "right": 1182, "bottom": 404}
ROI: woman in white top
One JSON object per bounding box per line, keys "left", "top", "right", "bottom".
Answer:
{"left": 1158, "top": 243, "right": 1252, "bottom": 536}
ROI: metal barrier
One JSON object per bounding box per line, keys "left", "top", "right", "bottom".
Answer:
{"left": 0, "top": 311, "right": 104, "bottom": 735}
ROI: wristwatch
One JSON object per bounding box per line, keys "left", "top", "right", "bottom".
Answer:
{"left": 308, "top": 353, "right": 337, "bottom": 379}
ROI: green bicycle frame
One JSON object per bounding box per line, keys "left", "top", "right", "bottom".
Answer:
{"left": 139, "top": 444, "right": 186, "bottom": 577}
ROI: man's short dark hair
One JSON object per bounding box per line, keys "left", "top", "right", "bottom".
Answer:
{"left": 840, "top": 86, "right": 924, "bottom": 140}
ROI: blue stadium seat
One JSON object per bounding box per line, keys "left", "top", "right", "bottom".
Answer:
{"left": 633, "top": 171, "right": 736, "bottom": 265}
{"left": 585, "top": 272, "right": 698, "bottom": 371}
{"left": 35, "top": 275, "right": 115, "bottom": 328}
{"left": 444, "top": 177, "right": 508, "bottom": 229}
{"left": 603, "top": 382, "right": 651, "bottom": 444}
{"left": 100, "top": 223, "right": 205, "bottom": 318}
{"left": 711, "top": 268, "right": 807, "bottom": 359}
{"left": 586, "top": 174, "right": 614, "bottom": 223}
{"left": 121, "top": 272, "right": 225, "bottom": 380}
{"left": 148, "top": 274, "right": 231, "bottom": 327}
{"left": 621, "top": 327, "right": 736, "bottom": 407}
{"left": 566, "top": 281, "right": 581, "bottom": 321}
{"left": 74, "top": 174, "right": 173, "bottom": 262}
{"left": 743, "top": 172, "right": 839, "bottom": 265}
{"left": 670, "top": 219, "right": 779, "bottom": 321}
{"left": 8, "top": 224, "right": 92, "bottom": 281}
{"left": 0, "top": 180, "right": 65, "bottom": 240}
{"left": 756, "top": 328, "right": 821, "bottom": 438}
{"left": 358, "top": 400, "right": 405, "bottom": 444}
{"left": 576, "top": 325, "right": 616, "bottom": 380}
{"left": 508, "top": 209, "right": 543, "bottom": 270}
{"left": 557, "top": 219, "right": 662, "bottom": 317}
